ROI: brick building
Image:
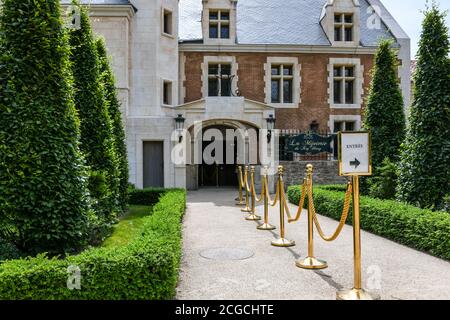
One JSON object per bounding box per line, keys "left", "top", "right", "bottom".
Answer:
{"left": 62, "top": 0, "right": 410, "bottom": 190}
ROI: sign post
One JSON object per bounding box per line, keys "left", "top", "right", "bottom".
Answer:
{"left": 336, "top": 131, "right": 378, "bottom": 300}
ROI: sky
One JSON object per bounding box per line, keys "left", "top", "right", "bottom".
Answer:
{"left": 381, "top": 0, "right": 450, "bottom": 58}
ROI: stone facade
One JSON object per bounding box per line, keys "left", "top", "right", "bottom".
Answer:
{"left": 281, "top": 161, "right": 347, "bottom": 187}
{"left": 63, "top": 0, "right": 410, "bottom": 190}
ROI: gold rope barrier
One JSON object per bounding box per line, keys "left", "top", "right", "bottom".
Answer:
{"left": 311, "top": 181, "right": 352, "bottom": 242}
{"left": 235, "top": 166, "right": 245, "bottom": 205}
{"left": 257, "top": 166, "right": 276, "bottom": 231}
{"left": 245, "top": 166, "right": 262, "bottom": 221}
{"left": 241, "top": 166, "right": 252, "bottom": 213}
{"left": 271, "top": 166, "right": 295, "bottom": 247}
{"left": 285, "top": 177, "right": 307, "bottom": 223}
{"left": 295, "top": 164, "right": 327, "bottom": 269}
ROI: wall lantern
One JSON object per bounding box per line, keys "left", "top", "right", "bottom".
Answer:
{"left": 175, "top": 114, "right": 185, "bottom": 143}
{"left": 266, "top": 114, "right": 276, "bottom": 143}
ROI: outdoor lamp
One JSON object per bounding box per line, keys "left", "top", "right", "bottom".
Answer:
{"left": 175, "top": 114, "right": 185, "bottom": 143}
{"left": 266, "top": 114, "right": 276, "bottom": 143}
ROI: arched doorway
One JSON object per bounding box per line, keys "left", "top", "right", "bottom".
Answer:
{"left": 186, "top": 119, "right": 260, "bottom": 189}
{"left": 199, "top": 124, "right": 238, "bottom": 187}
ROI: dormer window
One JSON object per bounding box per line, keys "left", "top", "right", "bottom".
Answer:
{"left": 334, "top": 13, "right": 353, "bottom": 42}
{"left": 209, "top": 10, "right": 230, "bottom": 39}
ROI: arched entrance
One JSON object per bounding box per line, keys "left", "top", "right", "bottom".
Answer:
{"left": 186, "top": 119, "right": 260, "bottom": 189}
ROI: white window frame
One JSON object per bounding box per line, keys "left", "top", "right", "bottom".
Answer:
{"left": 328, "top": 115, "right": 361, "bottom": 133}
{"left": 162, "top": 79, "right": 173, "bottom": 106}
{"left": 201, "top": 56, "right": 238, "bottom": 98}
{"left": 208, "top": 9, "right": 230, "bottom": 40}
{"left": 161, "top": 7, "right": 174, "bottom": 38}
{"left": 264, "top": 57, "right": 301, "bottom": 108}
{"left": 334, "top": 13, "right": 354, "bottom": 42}
{"left": 328, "top": 58, "right": 364, "bottom": 109}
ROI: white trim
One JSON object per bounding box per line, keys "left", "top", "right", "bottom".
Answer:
{"left": 264, "top": 57, "right": 301, "bottom": 108}
{"left": 201, "top": 56, "right": 238, "bottom": 98}
{"left": 61, "top": 4, "right": 136, "bottom": 19}
{"left": 327, "top": 57, "right": 364, "bottom": 109}
{"left": 161, "top": 7, "right": 174, "bottom": 38}
{"left": 179, "top": 43, "right": 378, "bottom": 54}
{"left": 179, "top": 53, "right": 187, "bottom": 104}
{"left": 328, "top": 114, "right": 362, "bottom": 132}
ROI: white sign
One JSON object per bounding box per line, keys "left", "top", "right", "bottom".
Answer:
{"left": 338, "top": 132, "right": 372, "bottom": 176}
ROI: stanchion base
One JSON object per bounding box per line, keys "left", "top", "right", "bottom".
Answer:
{"left": 241, "top": 207, "right": 252, "bottom": 212}
{"left": 271, "top": 238, "right": 295, "bottom": 247}
{"left": 257, "top": 223, "right": 276, "bottom": 231}
{"left": 235, "top": 201, "right": 245, "bottom": 206}
{"left": 245, "top": 214, "right": 261, "bottom": 221}
{"left": 295, "top": 257, "right": 328, "bottom": 270}
{"left": 336, "top": 288, "right": 380, "bottom": 300}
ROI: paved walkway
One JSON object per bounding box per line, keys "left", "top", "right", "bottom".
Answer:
{"left": 176, "top": 188, "right": 450, "bottom": 300}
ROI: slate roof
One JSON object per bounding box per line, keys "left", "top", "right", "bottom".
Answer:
{"left": 179, "top": 0, "right": 397, "bottom": 47}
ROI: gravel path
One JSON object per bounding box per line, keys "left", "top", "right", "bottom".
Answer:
{"left": 176, "top": 188, "right": 450, "bottom": 300}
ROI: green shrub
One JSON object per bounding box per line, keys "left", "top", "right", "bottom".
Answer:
{"left": 96, "top": 37, "right": 129, "bottom": 213}
{"left": 0, "top": 0, "right": 91, "bottom": 255}
{"left": 69, "top": 2, "right": 120, "bottom": 222}
{"left": 288, "top": 185, "right": 450, "bottom": 260}
{"left": 0, "top": 190, "right": 186, "bottom": 300}
{"left": 128, "top": 188, "right": 184, "bottom": 206}
{"left": 368, "top": 158, "right": 398, "bottom": 200}
{"left": 397, "top": 4, "right": 450, "bottom": 209}
{"left": 0, "top": 238, "right": 22, "bottom": 262}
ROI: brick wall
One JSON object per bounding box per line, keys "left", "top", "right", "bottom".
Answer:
{"left": 183, "top": 52, "right": 375, "bottom": 132}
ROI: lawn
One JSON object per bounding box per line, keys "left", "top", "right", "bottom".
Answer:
{"left": 102, "top": 205, "right": 153, "bottom": 248}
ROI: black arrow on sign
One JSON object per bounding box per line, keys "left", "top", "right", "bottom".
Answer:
{"left": 350, "top": 158, "right": 360, "bottom": 169}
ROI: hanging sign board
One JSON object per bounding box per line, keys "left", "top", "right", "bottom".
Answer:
{"left": 338, "top": 131, "right": 372, "bottom": 176}
{"left": 286, "top": 133, "right": 334, "bottom": 155}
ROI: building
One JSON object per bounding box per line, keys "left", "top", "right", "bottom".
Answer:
{"left": 61, "top": 0, "right": 410, "bottom": 190}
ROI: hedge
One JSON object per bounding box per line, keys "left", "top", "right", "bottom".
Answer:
{"left": 0, "top": 189, "right": 186, "bottom": 300}
{"left": 128, "top": 188, "right": 184, "bottom": 206}
{"left": 287, "top": 185, "right": 450, "bottom": 261}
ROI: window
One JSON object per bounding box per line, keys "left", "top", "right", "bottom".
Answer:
{"left": 333, "top": 121, "right": 355, "bottom": 133}
{"left": 163, "top": 81, "right": 172, "bottom": 105}
{"left": 270, "top": 65, "right": 293, "bottom": 103}
{"left": 333, "top": 65, "right": 355, "bottom": 104}
{"left": 208, "top": 63, "right": 232, "bottom": 96}
{"left": 163, "top": 9, "right": 173, "bottom": 35}
{"left": 209, "top": 10, "right": 230, "bottom": 39}
{"left": 334, "top": 13, "right": 353, "bottom": 42}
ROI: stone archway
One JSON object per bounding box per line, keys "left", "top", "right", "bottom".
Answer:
{"left": 186, "top": 119, "right": 260, "bottom": 190}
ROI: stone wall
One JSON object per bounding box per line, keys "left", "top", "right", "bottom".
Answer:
{"left": 280, "top": 160, "right": 347, "bottom": 187}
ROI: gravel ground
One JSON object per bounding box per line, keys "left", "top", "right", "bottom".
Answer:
{"left": 176, "top": 188, "right": 450, "bottom": 300}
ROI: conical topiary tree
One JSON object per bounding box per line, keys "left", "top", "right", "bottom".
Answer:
{"left": 68, "top": 2, "right": 119, "bottom": 224}
{"left": 397, "top": 4, "right": 450, "bottom": 209}
{"left": 96, "top": 37, "right": 129, "bottom": 213}
{"left": 0, "top": 0, "right": 90, "bottom": 254}
{"left": 364, "top": 39, "right": 406, "bottom": 166}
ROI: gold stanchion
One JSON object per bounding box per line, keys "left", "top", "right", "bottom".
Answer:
{"left": 245, "top": 166, "right": 262, "bottom": 221}
{"left": 241, "top": 166, "right": 252, "bottom": 213}
{"left": 271, "top": 166, "right": 295, "bottom": 247}
{"left": 235, "top": 166, "right": 245, "bottom": 205}
{"left": 257, "top": 166, "right": 275, "bottom": 230}
{"left": 336, "top": 176, "right": 379, "bottom": 300}
{"left": 296, "top": 164, "right": 327, "bottom": 269}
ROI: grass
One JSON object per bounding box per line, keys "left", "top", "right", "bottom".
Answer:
{"left": 102, "top": 205, "right": 153, "bottom": 248}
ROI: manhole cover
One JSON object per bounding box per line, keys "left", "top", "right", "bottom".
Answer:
{"left": 199, "top": 247, "right": 254, "bottom": 261}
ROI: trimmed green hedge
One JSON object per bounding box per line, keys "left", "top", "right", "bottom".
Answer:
{"left": 0, "top": 189, "right": 186, "bottom": 300}
{"left": 128, "top": 188, "right": 183, "bottom": 206}
{"left": 287, "top": 185, "right": 450, "bottom": 261}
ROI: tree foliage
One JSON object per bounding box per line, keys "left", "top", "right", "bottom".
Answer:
{"left": 0, "top": 0, "right": 91, "bottom": 254}
{"left": 364, "top": 40, "right": 406, "bottom": 166}
{"left": 96, "top": 37, "right": 129, "bottom": 213}
{"left": 68, "top": 2, "right": 119, "bottom": 223}
{"left": 397, "top": 4, "right": 450, "bottom": 209}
